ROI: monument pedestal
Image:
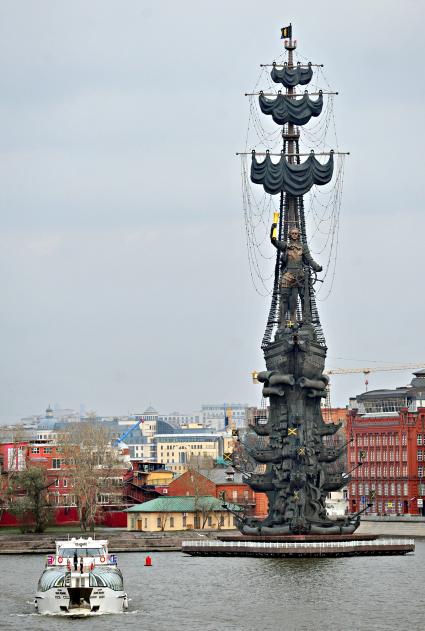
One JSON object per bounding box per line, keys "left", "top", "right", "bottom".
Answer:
{"left": 182, "top": 534, "right": 414, "bottom": 558}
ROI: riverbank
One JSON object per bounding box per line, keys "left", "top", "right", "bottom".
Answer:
{"left": 1, "top": 519, "right": 425, "bottom": 553}
{"left": 0, "top": 529, "right": 221, "bottom": 554}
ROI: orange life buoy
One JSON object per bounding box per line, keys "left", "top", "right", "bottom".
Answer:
{"left": 67, "top": 560, "right": 71, "bottom": 569}
{"left": 58, "top": 556, "right": 63, "bottom": 563}
{"left": 100, "top": 555, "right": 106, "bottom": 563}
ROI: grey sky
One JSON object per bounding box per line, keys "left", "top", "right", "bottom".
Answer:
{"left": 1, "top": 1, "right": 424, "bottom": 422}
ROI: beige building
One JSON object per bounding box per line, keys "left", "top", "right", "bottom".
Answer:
{"left": 125, "top": 496, "right": 241, "bottom": 532}
{"left": 154, "top": 434, "right": 224, "bottom": 474}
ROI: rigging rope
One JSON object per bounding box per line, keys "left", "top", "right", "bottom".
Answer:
{"left": 241, "top": 50, "right": 346, "bottom": 313}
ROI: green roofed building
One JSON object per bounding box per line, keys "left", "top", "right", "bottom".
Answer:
{"left": 124, "top": 495, "right": 241, "bottom": 532}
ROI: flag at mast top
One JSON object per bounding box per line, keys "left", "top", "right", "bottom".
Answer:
{"left": 280, "top": 24, "right": 292, "bottom": 40}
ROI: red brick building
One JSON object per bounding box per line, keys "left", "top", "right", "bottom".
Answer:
{"left": 346, "top": 370, "right": 425, "bottom": 516}
{"left": 167, "top": 467, "right": 267, "bottom": 518}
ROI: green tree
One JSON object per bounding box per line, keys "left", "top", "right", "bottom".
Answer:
{"left": 7, "top": 466, "right": 53, "bottom": 533}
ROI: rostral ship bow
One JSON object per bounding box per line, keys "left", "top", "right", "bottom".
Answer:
{"left": 236, "top": 25, "right": 357, "bottom": 536}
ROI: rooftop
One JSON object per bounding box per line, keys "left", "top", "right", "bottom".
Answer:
{"left": 125, "top": 496, "right": 241, "bottom": 513}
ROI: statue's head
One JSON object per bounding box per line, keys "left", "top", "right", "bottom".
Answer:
{"left": 289, "top": 227, "right": 300, "bottom": 241}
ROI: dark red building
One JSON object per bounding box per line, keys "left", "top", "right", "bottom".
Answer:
{"left": 346, "top": 370, "right": 425, "bottom": 516}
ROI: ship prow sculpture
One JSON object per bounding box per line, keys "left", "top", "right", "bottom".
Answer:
{"left": 235, "top": 26, "right": 356, "bottom": 536}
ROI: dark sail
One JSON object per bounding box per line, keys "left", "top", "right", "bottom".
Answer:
{"left": 251, "top": 150, "right": 334, "bottom": 196}
{"left": 271, "top": 62, "right": 313, "bottom": 88}
{"left": 259, "top": 92, "right": 323, "bottom": 126}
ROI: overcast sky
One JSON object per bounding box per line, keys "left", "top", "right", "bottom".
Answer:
{"left": 0, "top": 1, "right": 424, "bottom": 422}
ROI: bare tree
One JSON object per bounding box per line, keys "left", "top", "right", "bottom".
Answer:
{"left": 59, "top": 421, "right": 123, "bottom": 532}
{"left": 184, "top": 464, "right": 218, "bottom": 529}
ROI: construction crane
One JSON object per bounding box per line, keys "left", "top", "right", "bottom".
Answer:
{"left": 113, "top": 416, "right": 144, "bottom": 447}
{"left": 325, "top": 363, "right": 425, "bottom": 391}
{"left": 222, "top": 404, "right": 240, "bottom": 465}
{"left": 252, "top": 363, "right": 425, "bottom": 393}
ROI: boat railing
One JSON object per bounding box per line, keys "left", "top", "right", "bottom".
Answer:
{"left": 47, "top": 553, "right": 117, "bottom": 568}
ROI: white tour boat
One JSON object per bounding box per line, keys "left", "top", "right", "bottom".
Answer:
{"left": 34, "top": 536, "right": 128, "bottom": 615}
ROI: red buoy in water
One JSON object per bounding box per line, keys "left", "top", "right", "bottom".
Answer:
{"left": 145, "top": 555, "right": 152, "bottom": 567}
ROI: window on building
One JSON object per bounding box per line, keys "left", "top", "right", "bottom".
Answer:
{"left": 44, "top": 447, "right": 52, "bottom": 454}
{"left": 219, "top": 515, "right": 225, "bottom": 527}
{"left": 376, "top": 435, "right": 381, "bottom": 446}
{"left": 402, "top": 433, "right": 407, "bottom": 446}
{"left": 351, "top": 482, "right": 356, "bottom": 494}
{"left": 358, "top": 483, "right": 363, "bottom": 495}
{"left": 376, "top": 451, "right": 381, "bottom": 461}
{"left": 370, "top": 467, "right": 375, "bottom": 477}
{"left": 182, "top": 515, "right": 187, "bottom": 527}
{"left": 395, "top": 435, "right": 399, "bottom": 446}
{"left": 404, "top": 483, "right": 408, "bottom": 496}
{"left": 54, "top": 479, "right": 59, "bottom": 487}
{"left": 389, "top": 435, "right": 394, "bottom": 446}
{"left": 397, "top": 483, "right": 401, "bottom": 495}
{"left": 52, "top": 459, "right": 61, "bottom": 469}
{"left": 418, "top": 435, "right": 423, "bottom": 445}
{"left": 418, "top": 450, "right": 423, "bottom": 461}
{"left": 384, "top": 483, "right": 389, "bottom": 494}
{"left": 169, "top": 517, "right": 174, "bottom": 528}
{"left": 389, "top": 466, "right": 394, "bottom": 477}
{"left": 377, "top": 483, "right": 382, "bottom": 494}
{"left": 207, "top": 516, "right": 212, "bottom": 527}
{"left": 403, "top": 465, "right": 408, "bottom": 476}
{"left": 383, "top": 436, "right": 388, "bottom": 446}
{"left": 31, "top": 447, "right": 40, "bottom": 454}
{"left": 157, "top": 517, "right": 161, "bottom": 528}
{"left": 63, "top": 479, "right": 67, "bottom": 488}
{"left": 377, "top": 465, "right": 382, "bottom": 476}
{"left": 383, "top": 466, "right": 387, "bottom": 476}
{"left": 370, "top": 435, "right": 375, "bottom": 447}
{"left": 145, "top": 518, "right": 148, "bottom": 529}
{"left": 390, "top": 483, "right": 395, "bottom": 494}
{"left": 418, "top": 466, "right": 424, "bottom": 477}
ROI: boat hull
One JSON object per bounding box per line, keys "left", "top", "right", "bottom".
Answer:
{"left": 34, "top": 586, "right": 128, "bottom": 615}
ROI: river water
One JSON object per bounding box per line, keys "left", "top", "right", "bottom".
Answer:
{"left": 2, "top": 542, "right": 424, "bottom": 631}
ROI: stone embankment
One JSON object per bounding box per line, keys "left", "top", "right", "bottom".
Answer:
{"left": 358, "top": 518, "right": 425, "bottom": 538}
{"left": 1, "top": 520, "right": 425, "bottom": 553}
{"left": 0, "top": 530, "right": 217, "bottom": 554}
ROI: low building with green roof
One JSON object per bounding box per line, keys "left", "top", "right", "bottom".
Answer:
{"left": 125, "top": 495, "right": 241, "bottom": 532}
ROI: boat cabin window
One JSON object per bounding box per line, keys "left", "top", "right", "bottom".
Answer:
{"left": 58, "top": 547, "right": 105, "bottom": 557}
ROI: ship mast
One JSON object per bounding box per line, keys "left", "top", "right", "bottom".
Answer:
{"left": 283, "top": 31, "right": 298, "bottom": 233}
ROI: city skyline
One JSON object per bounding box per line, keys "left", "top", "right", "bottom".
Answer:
{"left": 1, "top": 1, "right": 424, "bottom": 423}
